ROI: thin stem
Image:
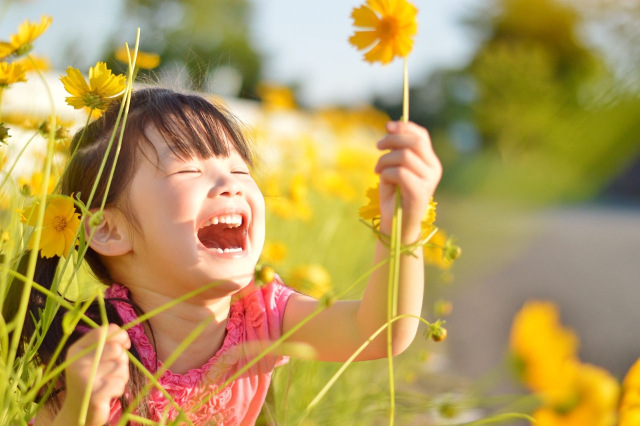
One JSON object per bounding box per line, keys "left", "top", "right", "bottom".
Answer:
{"left": 401, "top": 57, "right": 409, "bottom": 123}
{"left": 386, "top": 188, "right": 402, "bottom": 426}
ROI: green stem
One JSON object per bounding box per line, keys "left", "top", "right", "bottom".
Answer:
{"left": 401, "top": 57, "right": 409, "bottom": 123}
{"left": 6, "top": 55, "right": 57, "bottom": 383}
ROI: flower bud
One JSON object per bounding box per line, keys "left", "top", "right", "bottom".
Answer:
{"left": 254, "top": 264, "right": 276, "bottom": 286}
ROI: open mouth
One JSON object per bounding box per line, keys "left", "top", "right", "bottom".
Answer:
{"left": 197, "top": 213, "right": 247, "bottom": 254}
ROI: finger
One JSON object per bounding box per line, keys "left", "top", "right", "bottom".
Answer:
{"left": 105, "top": 324, "right": 131, "bottom": 349}
{"left": 379, "top": 167, "right": 438, "bottom": 201}
{"left": 378, "top": 122, "right": 438, "bottom": 165}
{"left": 375, "top": 148, "right": 430, "bottom": 179}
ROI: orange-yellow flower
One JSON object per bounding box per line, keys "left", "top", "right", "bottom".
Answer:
{"left": 60, "top": 62, "right": 126, "bottom": 110}
{"left": 0, "top": 61, "right": 27, "bottom": 87}
{"left": 359, "top": 182, "right": 437, "bottom": 228}
{"left": 0, "top": 15, "right": 52, "bottom": 59}
{"left": 288, "top": 264, "right": 333, "bottom": 299}
{"left": 510, "top": 301, "right": 580, "bottom": 405}
{"left": 533, "top": 363, "right": 619, "bottom": 426}
{"left": 23, "top": 195, "right": 81, "bottom": 258}
{"left": 620, "top": 358, "right": 640, "bottom": 426}
{"left": 14, "top": 55, "right": 50, "bottom": 73}
{"left": 349, "top": 0, "right": 418, "bottom": 64}
{"left": 115, "top": 46, "right": 161, "bottom": 70}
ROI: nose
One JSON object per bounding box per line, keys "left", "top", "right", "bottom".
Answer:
{"left": 208, "top": 173, "right": 243, "bottom": 198}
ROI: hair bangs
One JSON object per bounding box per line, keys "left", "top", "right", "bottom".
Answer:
{"left": 133, "top": 90, "right": 254, "bottom": 167}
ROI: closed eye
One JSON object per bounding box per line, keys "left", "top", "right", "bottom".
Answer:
{"left": 232, "top": 170, "right": 250, "bottom": 175}
{"left": 176, "top": 168, "right": 201, "bottom": 174}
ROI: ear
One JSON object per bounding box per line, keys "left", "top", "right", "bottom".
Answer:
{"left": 85, "top": 209, "right": 132, "bottom": 257}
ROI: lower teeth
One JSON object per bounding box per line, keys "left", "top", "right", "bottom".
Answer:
{"left": 214, "top": 247, "right": 242, "bottom": 254}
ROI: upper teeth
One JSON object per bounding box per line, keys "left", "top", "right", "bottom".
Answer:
{"left": 203, "top": 213, "right": 243, "bottom": 228}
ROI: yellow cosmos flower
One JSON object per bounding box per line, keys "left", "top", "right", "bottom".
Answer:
{"left": 256, "top": 82, "right": 297, "bottom": 111}
{"left": 288, "top": 264, "right": 333, "bottom": 300}
{"left": 14, "top": 55, "right": 50, "bottom": 73}
{"left": 115, "top": 46, "right": 161, "bottom": 70}
{"left": 23, "top": 195, "right": 81, "bottom": 258}
{"left": 510, "top": 301, "right": 581, "bottom": 406}
{"left": 533, "top": 363, "right": 619, "bottom": 426}
{"left": 422, "top": 228, "right": 459, "bottom": 269}
{"left": 261, "top": 240, "right": 288, "bottom": 265}
{"left": 60, "top": 62, "right": 126, "bottom": 110}
{"left": 0, "top": 15, "right": 52, "bottom": 59}
{"left": 359, "top": 181, "right": 437, "bottom": 228}
{"left": 620, "top": 358, "right": 640, "bottom": 426}
{"left": 349, "top": 0, "right": 418, "bottom": 64}
{"left": 0, "top": 61, "right": 27, "bottom": 87}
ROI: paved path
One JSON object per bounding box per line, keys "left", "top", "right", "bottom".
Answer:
{"left": 441, "top": 202, "right": 640, "bottom": 381}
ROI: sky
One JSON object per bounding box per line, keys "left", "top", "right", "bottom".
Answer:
{"left": 1, "top": 0, "right": 483, "bottom": 107}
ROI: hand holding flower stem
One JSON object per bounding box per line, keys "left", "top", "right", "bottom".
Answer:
{"left": 350, "top": 1, "right": 418, "bottom": 423}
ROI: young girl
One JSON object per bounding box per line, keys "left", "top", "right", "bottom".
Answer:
{"left": 20, "top": 87, "right": 441, "bottom": 425}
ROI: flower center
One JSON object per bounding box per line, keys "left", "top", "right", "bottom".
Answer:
{"left": 52, "top": 215, "right": 67, "bottom": 232}
{"left": 378, "top": 16, "right": 400, "bottom": 39}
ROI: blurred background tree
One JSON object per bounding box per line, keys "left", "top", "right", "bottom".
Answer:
{"left": 111, "top": 0, "right": 263, "bottom": 98}
{"left": 375, "top": 0, "right": 640, "bottom": 205}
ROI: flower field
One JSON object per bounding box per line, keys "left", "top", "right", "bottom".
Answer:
{"left": 1, "top": 7, "right": 640, "bottom": 426}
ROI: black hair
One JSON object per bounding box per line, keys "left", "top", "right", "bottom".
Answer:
{"left": 4, "top": 87, "right": 254, "bottom": 419}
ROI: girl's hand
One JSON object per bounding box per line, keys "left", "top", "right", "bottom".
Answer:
{"left": 375, "top": 121, "right": 442, "bottom": 243}
{"left": 57, "top": 324, "right": 130, "bottom": 426}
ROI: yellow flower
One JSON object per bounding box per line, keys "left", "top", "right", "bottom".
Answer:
{"left": 359, "top": 181, "right": 437, "bottom": 231}
{"left": 60, "top": 62, "right": 127, "bottom": 110}
{"left": 14, "top": 55, "right": 50, "bottom": 73}
{"left": 0, "top": 61, "right": 27, "bottom": 87}
{"left": 0, "top": 15, "right": 52, "bottom": 59}
{"left": 115, "top": 46, "right": 161, "bottom": 70}
{"left": 288, "top": 264, "right": 333, "bottom": 299}
{"left": 510, "top": 301, "right": 581, "bottom": 406}
{"left": 256, "top": 82, "right": 297, "bottom": 111}
{"left": 620, "top": 358, "right": 640, "bottom": 425}
{"left": 261, "top": 240, "right": 288, "bottom": 265}
{"left": 349, "top": 0, "right": 418, "bottom": 64}
{"left": 18, "top": 171, "right": 58, "bottom": 196}
{"left": 23, "top": 195, "right": 81, "bottom": 258}
{"left": 533, "top": 363, "right": 619, "bottom": 426}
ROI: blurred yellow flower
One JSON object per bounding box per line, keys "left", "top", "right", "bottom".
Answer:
{"left": 359, "top": 181, "right": 437, "bottom": 230}
{"left": 18, "top": 171, "right": 58, "bottom": 196}
{"left": 315, "top": 170, "right": 357, "bottom": 202}
{"left": 261, "top": 240, "right": 288, "bottom": 265}
{"left": 422, "top": 228, "right": 458, "bottom": 269}
{"left": 14, "top": 54, "right": 50, "bottom": 72}
{"left": 620, "top": 358, "right": 640, "bottom": 426}
{"left": 256, "top": 82, "right": 297, "bottom": 111}
{"left": 288, "top": 264, "right": 333, "bottom": 299}
{"left": 0, "top": 61, "right": 27, "bottom": 87}
{"left": 115, "top": 46, "right": 161, "bottom": 70}
{"left": 533, "top": 363, "right": 618, "bottom": 426}
{"left": 510, "top": 301, "right": 581, "bottom": 406}
{"left": 0, "top": 15, "right": 52, "bottom": 59}
{"left": 349, "top": 0, "right": 418, "bottom": 64}
{"left": 60, "top": 62, "right": 126, "bottom": 110}
{"left": 23, "top": 195, "right": 81, "bottom": 258}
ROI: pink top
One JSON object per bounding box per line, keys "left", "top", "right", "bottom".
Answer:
{"left": 105, "top": 278, "right": 294, "bottom": 425}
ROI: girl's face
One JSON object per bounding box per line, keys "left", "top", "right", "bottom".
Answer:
{"left": 122, "top": 126, "right": 265, "bottom": 298}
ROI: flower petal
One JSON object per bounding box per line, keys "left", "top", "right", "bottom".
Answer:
{"left": 349, "top": 31, "right": 380, "bottom": 51}
{"left": 351, "top": 5, "right": 380, "bottom": 29}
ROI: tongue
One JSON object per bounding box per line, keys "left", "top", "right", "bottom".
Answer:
{"left": 198, "top": 224, "right": 243, "bottom": 250}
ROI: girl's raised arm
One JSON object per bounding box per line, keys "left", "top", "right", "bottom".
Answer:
{"left": 282, "top": 121, "right": 441, "bottom": 361}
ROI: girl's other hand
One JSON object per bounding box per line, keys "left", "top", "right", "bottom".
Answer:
{"left": 57, "top": 324, "right": 130, "bottom": 426}
{"left": 375, "top": 121, "right": 442, "bottom": 243}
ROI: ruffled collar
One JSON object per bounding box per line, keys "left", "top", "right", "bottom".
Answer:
{"left": 105, "top": 284, "right": 244, "bottom": 384}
